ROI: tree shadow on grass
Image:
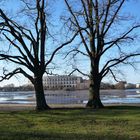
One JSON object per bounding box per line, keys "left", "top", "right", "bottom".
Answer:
{"left": 106, "top": 105, "right": 140, "bottom": 110}
{"left": 0, "top": 131, "right": 136, "bottom": 140}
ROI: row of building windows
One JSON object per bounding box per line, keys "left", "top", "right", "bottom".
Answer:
{"left": 43, "top": 76, "right": 82, "bottom": 89}
{"left": 44, "top": 81, "right": 76, "bottom": 84}
{"left": 45, "top": 78, "right": 78, "bottom": 82}
{"left": 45, "top": 85, "right": 76, "bottom": 88}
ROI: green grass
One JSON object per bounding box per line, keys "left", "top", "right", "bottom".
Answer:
{"left": 0, "top": 106, "right": 140, "bottom": 140}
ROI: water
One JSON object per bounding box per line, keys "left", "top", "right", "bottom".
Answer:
{"left": 0, "top": 91, "right": 35, "bottom": 104}
{"left": 0, "top": 89, "right": 140, "bottom": 105}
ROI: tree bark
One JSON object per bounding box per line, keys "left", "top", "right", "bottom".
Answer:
{"left": 86, "top": 79, "right": 104, "bottom": 108}
{"left": 86, "top": 63, "right": 104, "bottom": 109}
{"left": 34, "top": 76, "right": 50, "bottom": 110}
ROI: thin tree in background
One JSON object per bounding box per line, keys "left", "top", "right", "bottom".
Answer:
{"left": 0, "top": 0, "right": 79, "bottom": 110}
{"left": 64, "top": 0, "right": 140, "bottom": 108}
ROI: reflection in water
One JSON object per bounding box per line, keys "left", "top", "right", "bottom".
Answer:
{"left": 102, "top": 98, "right": 140, "bottom": 104}
{"left": 0, "top": 92, "right": 35, "bottom": 104}
{"left": 136, "top": 90, "right": 140, "bottom": 94}
{"left": 0, "top": 89, "right": 140, "bottom": 105}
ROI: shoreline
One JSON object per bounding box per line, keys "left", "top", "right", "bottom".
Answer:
{"left": 0, "top": 104, "right": 36, "bottom": 111}
{"left": 0, "top": 103, "right": 140, "bottom": 111}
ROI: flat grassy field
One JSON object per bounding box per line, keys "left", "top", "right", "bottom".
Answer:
{"left": 0, "top": 106, "right": 140, "bottom": 140}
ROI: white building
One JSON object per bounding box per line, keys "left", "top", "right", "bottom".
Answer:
{"left": 43, "top": 75, "right": 83, "bottom": 89}
{"left": 125, "top": 83, "right": 135, "bottom": 89}
{"left": 136, "top": 83, "right": 140, "bottom": 89}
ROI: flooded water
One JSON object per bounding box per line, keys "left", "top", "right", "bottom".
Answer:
{"left": 0, "top": 91, "right": 35, "bottom": 104}
{"left": 0, "top": 89, "right": 140, "bottom": 105}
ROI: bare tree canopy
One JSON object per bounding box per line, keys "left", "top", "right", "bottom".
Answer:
{"left": 63, "top": 0, "right": 140, "bottom": 108}
{"left": 0, "top": 0, "right": 139, "bottom": 110}
{"left": 0, "top": 0, "right": 80, "bottom": 110}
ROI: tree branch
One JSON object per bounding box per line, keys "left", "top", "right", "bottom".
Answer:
{"left": 103, "top": 0, "right": 125, "bottom": 35}
{"left": 0, "top": 9, "right": 35, "bottom": 64}
{"left": 64, "top": 48, "right": 89, "bottom": 59}
{"left": 102, "top": 25, "right": 140, "bottom": 55}
{"left": 0, "top": 67, "right": 34, "bottom": 83}
{"left": 69, "top": 68, "right": 89, "bottom": 77}
{"left": 109, "top": 68, "right": 119, "bottom": 82}
{"left": 64, "top": 0, "right": 92, "bottom": 57}
{"left": 101, "top": 53, "right": 140, "bottom": 77}
{"left": 45, "top": 29, "right": 81, "bottom": 67}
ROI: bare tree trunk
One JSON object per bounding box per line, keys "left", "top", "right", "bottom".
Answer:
{"left": 86, "top": 79, "right": 104, "bottom": 108}
{"left": 34, "top": 76, "right": 50, "bottom": 110}
{"left": 86, "top": 63, "right": 104, "bottom": 108}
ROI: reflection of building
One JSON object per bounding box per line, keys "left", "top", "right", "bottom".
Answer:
{"left": 43, "top": 75, "right": 83, "bottom": 89}
{"left": 136, "top": 83, "right": 140, "bottom": 89}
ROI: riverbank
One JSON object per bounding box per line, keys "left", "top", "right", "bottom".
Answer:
{"left": 0, "top": 106, "right": 140, "bottom": 140}
{"left": 0, "top": 104, "right": 35, "bottom": 111}
{"left": 0, "top": 103, "right": 140, "bottom": 111}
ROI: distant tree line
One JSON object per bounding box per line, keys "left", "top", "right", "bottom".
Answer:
{"left": 0, "top": 84, "right": 34, "bottom": 92}
{"left": 0, "top": 81, "right": 136, "bottom": 92}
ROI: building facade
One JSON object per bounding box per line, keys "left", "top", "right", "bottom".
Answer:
{"left": 43, "top": 75, "right": 83, "bottom": 89}
{"left": 136, "top": 83, "right": 140, "bottom": 89}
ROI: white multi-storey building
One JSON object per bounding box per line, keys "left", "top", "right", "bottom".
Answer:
{"left": 43, "top": 75, "right": 83, "bottom": 89}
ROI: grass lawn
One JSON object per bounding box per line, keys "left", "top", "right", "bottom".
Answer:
{"left": 0, "top": 106, "right": 140, "bottom": 140}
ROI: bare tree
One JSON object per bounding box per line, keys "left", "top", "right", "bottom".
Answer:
{"left": 64, "top": 0, "right": 140, "bottom": 108}
{"left": 0, "top": 0, "right": 80, "bottom": 110}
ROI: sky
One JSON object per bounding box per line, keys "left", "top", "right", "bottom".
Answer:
{"left": 104, "top": 0, "right": 140, "bottom": 84}
{"left": 0, "top": 0, "right": 140, "bottom": 87}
